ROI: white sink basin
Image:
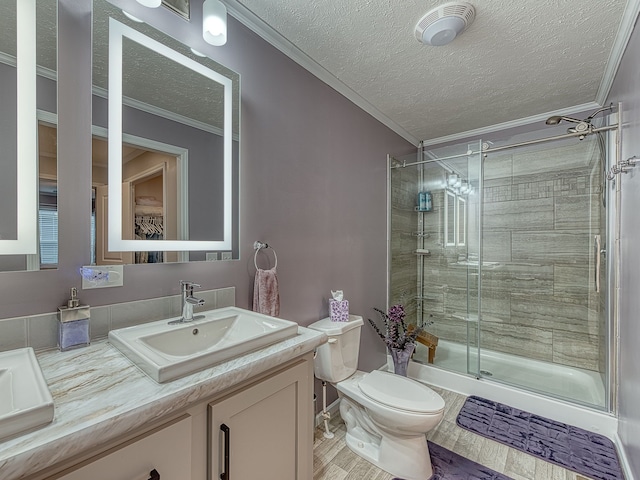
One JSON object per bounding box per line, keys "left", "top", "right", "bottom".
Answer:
{"left": 0, "top": 348, "right": 54, "bottom": 441}
{"left": 109, "top": 307, "right": 299, "bottom": 383}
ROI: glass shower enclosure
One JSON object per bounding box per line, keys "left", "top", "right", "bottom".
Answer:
{"left": 388, "top": 129, "right": 612, "bottom": 411}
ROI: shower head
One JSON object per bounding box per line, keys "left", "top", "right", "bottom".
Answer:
{"left": 545, "top": 104, "right": 614, "bottom": 127}
{"left": 545, "top": 115, "right": 583, "bottom": 125}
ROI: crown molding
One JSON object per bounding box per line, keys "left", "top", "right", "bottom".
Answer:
{"left": 595, "top": 0, "right": 640, "bottom": 104}
{"left": 224, "top": 0, "right": 420, "bottom": 146}
{"left": 421, "top": 102, "right": 602, "bottom": 147}
{"left": 92, "top": 85, "right": 238, "bottom": 140}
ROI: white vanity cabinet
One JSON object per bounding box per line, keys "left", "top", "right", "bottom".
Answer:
{"left": 36, "top": 355, "right": 314, "bottom": 480}
{"left": 208, "top": 359, "right": 313, "bottom": 480}
{"left": 55, "top": 415, "right": 193, "bottom": 480}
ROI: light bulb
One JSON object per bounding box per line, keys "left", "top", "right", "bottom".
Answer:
{"left": 205, "top": 16, "right": 225, "bottom": 36}
{"left": 203, "top": 0, "right": 227, "bottom": 46}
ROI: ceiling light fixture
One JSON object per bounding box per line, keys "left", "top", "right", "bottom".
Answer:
{"left": 135, "top": 0, "right": 162, "bottom": 8}
{"left": 203, "top": 0, "right": 227, "bottom": 46}
{"left": 415, "top": 2, "right": 475, "bottom": 47}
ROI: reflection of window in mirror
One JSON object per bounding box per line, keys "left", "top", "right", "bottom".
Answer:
{"left": 37, "top": 122, "right": 58, "bottom": 269}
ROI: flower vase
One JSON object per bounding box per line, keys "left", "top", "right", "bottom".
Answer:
{"left": 390, "top": 343, "right": 415, "bottom": 376}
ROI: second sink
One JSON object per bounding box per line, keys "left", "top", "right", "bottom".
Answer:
{"left": 109, "top": 307, "right": 299, "bottom": 383}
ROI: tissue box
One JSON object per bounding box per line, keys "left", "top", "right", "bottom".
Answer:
{"left": 329, "top": 299, "right": 349, "bottom": 322}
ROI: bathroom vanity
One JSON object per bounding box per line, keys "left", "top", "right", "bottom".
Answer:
{"left": 0, "top": 326, "right": 325, "bottom": 480}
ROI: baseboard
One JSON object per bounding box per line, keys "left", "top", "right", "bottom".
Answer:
{"left": 613, "top": 432, "right": 636, "bottom": 480}
{"left": 315, "top": 398, "right": 340, "bottom": 428}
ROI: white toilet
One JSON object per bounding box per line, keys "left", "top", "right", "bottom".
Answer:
{"left": 308, "top": 315, "right": 445, "bottom": 480}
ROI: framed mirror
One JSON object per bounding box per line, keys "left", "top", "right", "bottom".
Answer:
{"left": 444, "top": 190, "right": 456, "bottom": 247}
{"left": 457, "top": 196, "right": 466, "bottom": 247}
{"left": 109, "top": 19, "right": 232, "bottom": 252}
{"left": 0, "top": 0, "right": 58, "bottom": 271}
{"left": 444, "top": 189, "right": 467, "bottom": 248}
{"left": 92, "top": 0, "right": 239, "bottom": 264}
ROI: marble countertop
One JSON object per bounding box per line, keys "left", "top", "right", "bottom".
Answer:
{"left": 0, "top": 326, "right": 326, "bottom": 480}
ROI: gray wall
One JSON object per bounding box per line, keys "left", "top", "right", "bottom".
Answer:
{"left": 606, "top": 14, "right": 640, "bottom": 477}
{"left": 0, "top": 0, "right": 413, "bottom": 380}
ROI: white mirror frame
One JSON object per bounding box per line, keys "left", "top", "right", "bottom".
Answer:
{"left": 108, "top": 18, "right": 232, "bottom": 252}
{"left": 0, "top": 0, "right": 38, "bottom": 255}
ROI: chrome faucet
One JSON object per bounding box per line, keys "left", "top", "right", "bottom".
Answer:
{"left": 169, "top": 281, "right": 205, "bottom": 324}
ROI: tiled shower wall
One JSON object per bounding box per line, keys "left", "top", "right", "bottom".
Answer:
{"left": 391, "top": 139, "right": 605, "bottom": 373}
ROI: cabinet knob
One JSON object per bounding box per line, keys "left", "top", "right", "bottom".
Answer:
{"left": 148, "top": 469, "right": 160, "bottom": 480}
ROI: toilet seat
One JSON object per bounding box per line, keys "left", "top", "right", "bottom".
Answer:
{"left": 358, "top": 370, "right": 445, "bottom": 414}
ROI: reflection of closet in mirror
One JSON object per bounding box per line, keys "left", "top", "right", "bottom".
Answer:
{"left": 91, "top": 133, "right": 184, "bottom": 265}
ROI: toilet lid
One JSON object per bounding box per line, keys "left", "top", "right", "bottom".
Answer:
{"left": 358, "top": 370, "right": 445, "bottom": 414}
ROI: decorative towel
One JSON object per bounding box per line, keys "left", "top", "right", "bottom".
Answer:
{"left": 253, "top": 267, "right": 280, "bottom": 317}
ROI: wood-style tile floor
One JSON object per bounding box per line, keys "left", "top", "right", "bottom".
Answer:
{"left": 313, "top": 385, "right": 593, "bottom": 480}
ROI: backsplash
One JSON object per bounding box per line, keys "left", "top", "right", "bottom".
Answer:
{"left": 0, "top": 287, "right": 235, "bottom": 353}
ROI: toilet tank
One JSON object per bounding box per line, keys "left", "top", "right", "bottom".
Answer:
{"left": 307, "top": 315, "right": 363, "bottom": 383}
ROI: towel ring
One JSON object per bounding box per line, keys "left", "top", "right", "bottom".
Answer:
{"left": 253, "top": 241, "right": 278, "bottom": 270}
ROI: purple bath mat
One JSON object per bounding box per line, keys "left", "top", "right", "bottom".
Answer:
{"left": 393, "top": 441, "right": 512, "bottom": 480}
{"left": 456, "top": 396, "right": 623, "bottom": 480}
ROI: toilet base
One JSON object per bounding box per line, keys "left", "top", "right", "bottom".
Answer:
{"left": 340, "top": 397, "right": 434, "bottom": 480}
{"left": 343, "top": 429, "right": 433, "bottom": 480}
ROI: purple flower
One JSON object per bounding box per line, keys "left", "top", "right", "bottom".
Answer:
{"left": 367, "top": 304, "right": 422, "bottom": 350}
{"left": 388, "top": 304, "right": 405, "bottom": 323}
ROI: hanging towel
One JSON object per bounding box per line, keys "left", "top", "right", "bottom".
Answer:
{"left": 253, "top": 267, "right": 280, "bottom": 317}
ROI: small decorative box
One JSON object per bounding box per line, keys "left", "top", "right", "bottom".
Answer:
{"left": 329, "top": 299, "right": 349, "bottom": 322}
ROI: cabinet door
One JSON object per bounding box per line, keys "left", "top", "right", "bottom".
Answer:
{"left": 209, "top": 361, "right": 312, "bottom": 480}
{"left": 55, "top": 415, "right": 192, "bottom": 480}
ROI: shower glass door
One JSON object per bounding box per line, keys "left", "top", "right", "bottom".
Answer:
{"left": 478, "top": 133, "right": 609, "bottom": 409}
{"left": 389, "top": 127, "right": 611, "bottom": 411}
{"left": 388, "top": 142, "right": 482, "bottom": 377}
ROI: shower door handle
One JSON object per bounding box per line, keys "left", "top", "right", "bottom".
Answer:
{"left": 594, "top": 235, "right": 602, "bottom": 293}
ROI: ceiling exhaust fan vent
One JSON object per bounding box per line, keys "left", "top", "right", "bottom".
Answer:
{"left": 415, "top": 2, "right": 476, "bottom": 46}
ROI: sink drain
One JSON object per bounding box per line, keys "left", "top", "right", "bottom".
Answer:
{"left": 192, "top": 328, "right": 199, "bottom": 335}
{"left": 480, "top": 370, "right": 493, "bottom": 377}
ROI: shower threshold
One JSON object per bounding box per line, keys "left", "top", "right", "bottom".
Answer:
{"left": 412, "top": 339, "right": 605, "bottom": 408}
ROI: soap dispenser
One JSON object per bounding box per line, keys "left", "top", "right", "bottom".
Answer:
{"left": 57, "top": 287, "right": 90, "bottom": 351}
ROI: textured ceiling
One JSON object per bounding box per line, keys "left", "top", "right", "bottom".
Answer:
{"left": 0, "top": 0, "right": 239, "bottom": 134}
{"left": 93, "top": 0, "right": 239, "bottom": 133}
{"left": 235, "top": 0, "right": 628, "bottom": 142}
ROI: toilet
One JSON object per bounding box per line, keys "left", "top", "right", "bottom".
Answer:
{"left": 308, "top": 315, "right": 445, "bottom": 480}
